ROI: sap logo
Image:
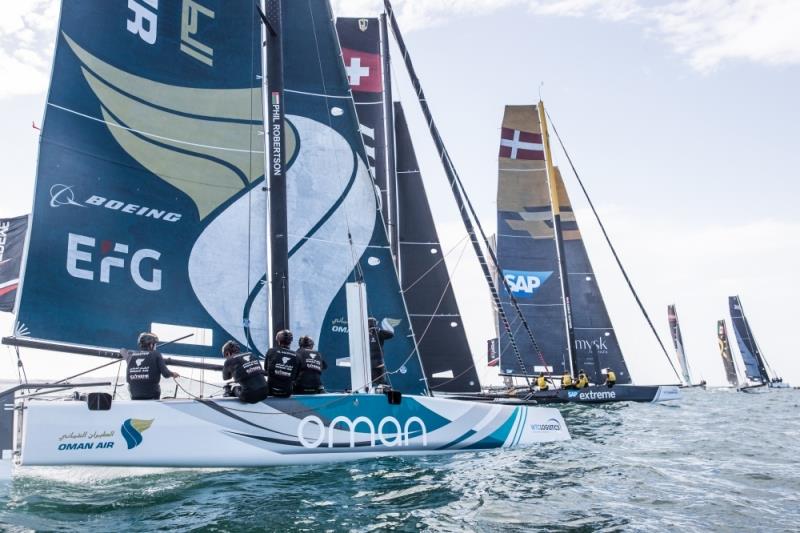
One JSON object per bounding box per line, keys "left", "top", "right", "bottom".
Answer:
{"left": 502, "top": 270, "right": 552, "bottom": 298}
{"left": 50, "top": 185, "right": 182, "bottom": 223}
{"left": 567, "top": 391, "right": 579, "bottom": 398}
{"left": 530, "top": 418, "right": 562, "bottom": 432}
{"left": 127, "top": 0, "right": 159, "bottom": 45}
{"left": 297, "top": 415, "right": 428, "bottom": 449}
{"left": 67, "top": 233, "right": 162, "bottom": 291}
{"left": 135, "top": 358, "right": 145, "bottom": 367}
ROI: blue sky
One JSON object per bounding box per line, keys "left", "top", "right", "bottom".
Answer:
{"left": 2, "top": 0, "right": 799, "bottom": 386}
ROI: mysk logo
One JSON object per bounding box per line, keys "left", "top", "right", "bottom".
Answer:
{"left": 121, "top": 418, "right": 154, "bottom": 449}
{"left": 502, "top": 270, "right": 552, "bottom": 298}
{"left": 67, "top": 233, "right": 162, "bottom": 291}
{"left": 575, "top": 334, "right": 610, "bottom": 354}
{"left": 49, "top": 184, "right": 182, "bottom": 223}
{"left": 530, "top": 418, "right": 562, "bottom": 432}
{"left": 297, "top": 415, "right": 427, "bottom": 449}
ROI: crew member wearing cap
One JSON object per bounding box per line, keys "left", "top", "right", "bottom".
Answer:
{"left": 122, "top": 332, "right": 179, "bottom": 400}
{"left": 221, "top": 340, "right": 268, "bottom": 403}
{"left": 265, "top": 329, "right": 299, "bottom": 397}
{"left": 294, "top": 336, "right": 327, "bottom": 394}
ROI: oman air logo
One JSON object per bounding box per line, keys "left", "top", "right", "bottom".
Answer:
{"left": 282, "top": 357, "right": 290, "bottom": 365}
{"left": 135, "top": 358, "right": 144, "bottom": 367}
{"left": 502, "top": 270, "right": 552, "bottom": 299}
{"left": 121, "top": 418, "right": 154, "bottom": 449}
{"left": 243, "top": 355, "right": 251, "bottom": 362}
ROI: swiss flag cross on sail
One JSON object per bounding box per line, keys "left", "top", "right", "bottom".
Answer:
{"left": 499, "top": 127, "right": 545, "bottom": 160}
{"left": 342, "top": 48, "right": 382, "bottom": 93}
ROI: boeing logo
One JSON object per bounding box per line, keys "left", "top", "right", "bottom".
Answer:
{"left": 49, "top": 184, "right": 182, "bottom": 223}
{"left": 503, "top": 270, "right": 552, "bottom": 299}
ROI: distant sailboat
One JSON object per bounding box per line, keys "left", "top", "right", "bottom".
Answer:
{"left": 717, "top": 319, "right": 741, "bottom": 388}
{"left": 728, "top": 296, "right": 788, "bottom": 389}
{"left": 668, "top": 304, "right": 704, "bottom": 388}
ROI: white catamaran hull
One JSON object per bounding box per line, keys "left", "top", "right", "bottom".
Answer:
{"left": 15, "top": 394, "right": 569, "bottom": 468}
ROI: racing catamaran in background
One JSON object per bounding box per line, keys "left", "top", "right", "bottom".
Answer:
{"left": 667, "top": 304, "right": 705, "bottom": 388}
{"left": 0, "top": 0, "right": 571, "bottom": 477}
{"left": 728, "top": 295, "right": 788, "bottom": 390}
{"left": 717, "top": 319, "right": 742, "bottom": 388}
{"left": 489, "top": 104, "right": 680, "bottom": 404}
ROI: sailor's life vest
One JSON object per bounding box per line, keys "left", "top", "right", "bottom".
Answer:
{"left": 266, "top": 347, "right": 299, "bottom": 397}
{"left": 576, "top": 374, "right": 589, "bottom": 388}
{"left": 607, "top": 370, "right": 617, "bottom": 382}
{"left": 223, "top": 353, "right": 267, "bottom": 395}
{"left": 561, "top": 373, "right": 573, "bottom": 387}
{"left": 294, "top": 348, "right": 326, "bottom": 393}
{"left": 126, "top": 350, "right": 162, "bottom": 400}
{"left": 536, "top": 375, "right": 548, "bottom": 390}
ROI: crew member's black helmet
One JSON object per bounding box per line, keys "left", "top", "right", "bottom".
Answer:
{"left": 298, "top": 336, "right": 314, "bottom": 349}
{"left": 222, "top": 340, "right": 240, "bottom": 357}
{"left": 276, "top": 329, "right": 293, "bottom": 346}
{"left": 368, "top": 317, "right": 378, "bottom": 328}
{"left": 138, "top": 332, "right": 159, "bottom": 349}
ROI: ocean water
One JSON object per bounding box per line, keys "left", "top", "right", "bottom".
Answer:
{"left": 1, "top": 388, "right": 799, "bottom": 532}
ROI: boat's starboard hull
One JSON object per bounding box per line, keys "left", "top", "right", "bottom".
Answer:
{"left": 17, "top": 393, "right": 569, "bottom": 467}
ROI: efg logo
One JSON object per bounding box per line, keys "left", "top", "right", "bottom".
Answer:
{"left": 502, "top": 270, "right": 552, "bottom": 298}
{"left": 121, "top": 418, "right": 154, "bottom": 449}
{"left": 530, "top": 418, "right": 562, "bottom": 432}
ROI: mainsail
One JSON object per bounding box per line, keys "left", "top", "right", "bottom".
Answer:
{"left": 717, "top": 319, "right": 739, "bottom": 387}
{"left": 668, "top": 304, "right": 692, "bottom": 385}
{"left": 496, "top": 105, "right": 630, "bottom": 383}
{"left": 282, "top": 1, "right": 426, "bottom": 393}
{"left": 394, "top": 103, "right": 481, "bottom": 392}
{"left": 728, "top": 295, "right": 769, "bottom": 383}
{"left": 16, "top": 1, "right": 265, "bottom": 357}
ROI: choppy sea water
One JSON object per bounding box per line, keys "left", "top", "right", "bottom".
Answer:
{"left": 1, "top": 388, "right": 799, "bottom": 532}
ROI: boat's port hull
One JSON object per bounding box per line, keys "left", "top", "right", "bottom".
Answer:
{"left": 16, "top": 393, "right": 569, "bottom": 467}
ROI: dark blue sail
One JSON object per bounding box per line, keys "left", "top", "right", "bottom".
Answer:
{"left": 0, "top": 215, "right": 27, "bottom": 313}
{"left": 728, "top": 295, "right": 768, "bottom": 382}
{"left": 282, "top": 0, "right": 426, "bottom": 394}
{"left": 16, "top": 0, "right": 264, "bottom": 356}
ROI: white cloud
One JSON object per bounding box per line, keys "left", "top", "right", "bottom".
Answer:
{"left": 0, "top": 0, "right": 59, "bottom": 99}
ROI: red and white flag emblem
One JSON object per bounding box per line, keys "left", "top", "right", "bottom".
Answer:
{"left": 499, "top": 127, "right": 544, "bottom": 160}
{"left": 341, "top": 48, "right": 382, "bottom": 93}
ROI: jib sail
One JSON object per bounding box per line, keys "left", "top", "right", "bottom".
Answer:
{"left": 0, "top": 215, "right": 27, "bottom": 313}
{"left": 668, "top": 304, "right": 692, "bottom": 385}
{"left": 728, "top": 295, "right": 769, "bottom": 382}
{"left": 16, "top": 1, "right": 265, "bottom": 357}
{"left": 496, "top": 105, "right": 630, "bottom": 383}
{"left": 282, "top": 0, "right": 426, "bottom": 394}
{"left": 717, "top": 319, "right": 739, "bottom": 387}
{"left": 394, "top": 103, "right": 480, "bottom": 392}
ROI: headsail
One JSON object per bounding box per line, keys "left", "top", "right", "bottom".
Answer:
{"left": 16, "top": 2, "right": 265, "bottom": 357}
{"left": 394, "top": 103, "right": 481, "bottom": 392}
{"left": 668, "top": 304, "right": 692, "bottom": 385}
{"left": 282, "top": 0, "right": 426, "bottom": 394}
{"left": 0, "top": 215, "right": 27, "bottom": 313}
{"left": 496, "top": 105, "right": 630, "bottom": 383}
{"left": 728, "top": 296, "right": 769, "bottom": 382}
{"left": 717, "top": 319, "right": 739, "bottom": 387}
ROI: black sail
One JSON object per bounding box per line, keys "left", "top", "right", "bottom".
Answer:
{"left": 395, "top": 103, "right": 481, "bottom": 392}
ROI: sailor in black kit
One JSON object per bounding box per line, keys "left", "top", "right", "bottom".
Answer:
{"left": 265, "top": 329, "right": 299, "bottom": 398}
{"left": 221, "top": 340, "right": 268, "bottom": 403}
{"left": 368, "top": 317, "right": 394, "bottom": 387}
{"left": 122, "top": 332, "right": 179, "bottom": 400}
{"left": 294, "top": 335, "right": 327, "bottom": 394}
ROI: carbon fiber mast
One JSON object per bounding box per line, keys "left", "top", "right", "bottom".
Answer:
{"left": 380, "top": 13, "right": 400, "bottom": 267}
{"left": 538, "top": 102, "right": 578, "bottom": 377}
{"left": 262, "top": 0, "right": 289, "bottom": 336}
{"left": 384, "top": 0, "right": 556, "bottom": 383}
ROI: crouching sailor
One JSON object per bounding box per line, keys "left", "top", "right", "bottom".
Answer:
{"left": 536, "top": 372, "right": 549, "bottom": 391}
{"left": 222, "top": 340, "right": 268, "bottom": 403}
{"left": 265, "top": 330, "right": 299, "bottom": 398}
{"left": 605, "top": 368, "right": 617, "bottom": 388}
{"left": 294, "top": 335, "right": 327, "bottom": 394}
{"left": 122, "top": 332, "right": 179, "bottom": 400}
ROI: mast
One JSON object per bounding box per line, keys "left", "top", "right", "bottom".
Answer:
{"left": 538, "top": 102, "right": 578, "bottom": 376}
{"left": 264, "top": 0, "right": 289, "bottom": 336}
{"left": 380, "top": 14, "right": 400, "bottom": 268}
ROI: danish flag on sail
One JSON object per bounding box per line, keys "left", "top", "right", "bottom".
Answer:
{"left": 341, "top": 48, "right": 382, "bottom": 93}
{"left": 499, "top": 127, "right": 545, "bottom": 160}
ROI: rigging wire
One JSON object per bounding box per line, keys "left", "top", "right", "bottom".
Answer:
{"left": 544, "top": 108, "right": 682, "bottom": 382}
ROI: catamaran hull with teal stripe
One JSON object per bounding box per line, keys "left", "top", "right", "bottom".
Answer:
{"left": 16, "top": 394, "right": 569, "bottom": 467}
